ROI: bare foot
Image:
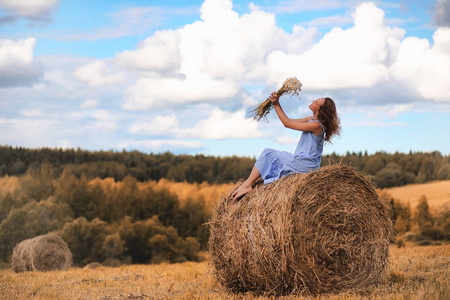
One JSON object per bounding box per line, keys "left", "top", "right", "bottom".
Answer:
{"left": 231, "top": 184, "right": 253, "bottom": 202}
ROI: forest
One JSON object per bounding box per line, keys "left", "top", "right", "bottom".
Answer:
{"left": 0, "top": 146, "right": 449, "bottom": 267}
{"left": 1, "top": 146, "right": 449, "bottom": 187}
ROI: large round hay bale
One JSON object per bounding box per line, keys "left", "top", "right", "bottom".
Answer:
{"left": 11, "top": 234, "right": 72, "bottom": 272}
{"left": 209, "top": 164, "right": 392, "bottom": 296}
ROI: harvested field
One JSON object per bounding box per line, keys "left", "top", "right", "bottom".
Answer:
{"left": 382, "top": 180, "right": 450, "bottom": 208}
{"left": 0, "top": 245, "right": 448, "bottom": 299}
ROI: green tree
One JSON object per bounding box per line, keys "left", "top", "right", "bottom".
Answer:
{"left": 363, "top": 155, "right": 385, "bottom": 175}
{"left": 101, "top": 232, "right": 126, "bottom": 260}
{"left": 437, "top": 163, "right": 450, "bottom": 180}
{"left": 18, "top": 163, "right": 55, "bottom": 201}
{"left": 0, "top": 193, "right": 15, "bottom": 223}
{"left": 54, "top": 169, "right": 92, "bottom": 219}
{"left": 0, "top": 204, "right": 35, "bottom": 262}
{"left": 0, "top": 197, "right": 73, "bottom": 262}
{"left": 375, "top": 163, "right": 404, "bottom": 188}
{"left": 415, "top": 157, "right": 435, "bottom": 183}
{"left": 59, "top": 217, "right": 111, "bottom": 265}
{"left": 173, "top": 197, "right": 209, "bottom": 246}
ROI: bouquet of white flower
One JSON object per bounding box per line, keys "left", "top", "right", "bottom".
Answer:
{"left": 249, "top": 77, "right": 302, "bottom": 122}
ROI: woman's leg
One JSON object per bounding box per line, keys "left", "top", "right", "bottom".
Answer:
{"left": 231, "top": 165, "right": 261, "bottom": 202}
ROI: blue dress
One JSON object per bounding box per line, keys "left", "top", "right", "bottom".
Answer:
{"left": 255, "top": 119, "right": 325, "bottom": 184}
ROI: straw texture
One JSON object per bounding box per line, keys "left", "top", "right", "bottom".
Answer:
{"left": 208, "top": 164, "right": 391, "bottom": 296}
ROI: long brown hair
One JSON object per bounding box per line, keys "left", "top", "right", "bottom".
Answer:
{"left": 317, "top": 97, "right": 340, "bottom": 143}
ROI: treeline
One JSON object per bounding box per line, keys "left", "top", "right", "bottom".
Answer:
{"left": 1, "top": 146, "right": 449, "bottom": 188}
{"left": 0, "top": 146, "right": 255, "bottom": 184}
{"left": 0, "top": 165, "right": 209, "bottom": 266}
{"left": 324, "top": 150, "right": 449, "bottom": 188}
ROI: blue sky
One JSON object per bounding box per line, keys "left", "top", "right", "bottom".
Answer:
{"left": 1, "top": 0, "right": 449, "bottom": 157}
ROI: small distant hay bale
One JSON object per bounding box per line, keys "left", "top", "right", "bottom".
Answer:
{"left": 11, "top": 234, "right": 72, "bottom": 273}
{"left": 209, "top": 164, "right": 392, "bottom": 296}
{"left": 402, "top": 231, "right": 417, "bottom": 242}
{"left": 83, "top": 262, "right": 103, "bottom": 270}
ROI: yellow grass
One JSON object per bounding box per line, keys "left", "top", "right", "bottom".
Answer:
{"left": 382, "top": 180, "right": 450, "bottom": 209}
{"left": 1, "top": 245, "right": 449, "bottom": 300}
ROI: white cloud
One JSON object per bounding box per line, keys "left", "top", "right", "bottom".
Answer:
{"left": 118, "top": 0, "right": 320, "bottom": 110}
{"left": 366, "top": 104, "right": 414, "bottom": 119}
{"left": 123, "top": 74, "right": 238, "bottom": 110}
{"left": 81, "top": 99, "right": 99, "bottom": 109}
{"left": 129, "top": 114, "right": 179, "bottom": 135}
{"left": 114, "top": 0, "right": 448, "bottom": 112}
{"left": 386, "top": 104, "right": 414, "bottom": 118}
{"left": 120, "top": 140, "right": 204, "bottom": 152}
{"left": 390, "top": 27, "right": 450, "bottom": 102}
{"left": 265, "top": 3, "right": 404, "bottom": 89}
{"left": 20, "top": 109, "right": 41, "bottom": 116}
{"left": 0, "top": 38, "right": 43, "bottom": 87}
{"left": 129, "top": 109, "right": 262, "bottom": 140}
{"left": 0, "top": 0, "right": 59, "bottom": 22}
{"left": 180, "top": 108, "right": 262, "bottom": 139}
{"left": 116, "top": 30, "right": 181, "bottom": 74}
{"left": 75, "top": 60, "right": 126, "bottom": 87}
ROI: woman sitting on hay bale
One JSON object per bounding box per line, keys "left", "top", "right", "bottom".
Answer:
{"left": 232, "top": 92, "right": 341, "bottom": 201}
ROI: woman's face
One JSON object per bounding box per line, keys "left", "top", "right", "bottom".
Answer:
{"left": 309, "top": 98, "right": 325, "bottom": 114}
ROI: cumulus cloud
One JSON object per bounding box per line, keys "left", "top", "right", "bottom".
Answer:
{"left": 129, "top": 114, "right": 179, "bottom": 135}
{"left": 0, "top": 38, "right": 43, "bottom": 87}
{"left": 390, "top": 27, "right": 450, "bottom": 101}
{"left": 265, "top": 2, "right": 450, "bottom": 103}
{"left": 75, "top": 60, "right": 126, "bottom": 87}
{"left": 265, "top": 3, "right": 404, "bottom": 89}
{"left": 116, "top": 30, "right": 181, "bottom": 74}
{"left": 123, "top": 74, "right": 238, "bottom": 110}
{"left": 119, "top": 0, "right": 320, "bottom": 110}
{"left": 117, "top": 0, "right": 450, "bottom": 112}
{"left": 180, "top": 108, "right": 262, "bottom": 139}
{"left": 433, "top": 0, "right": 450, "bottom": 27}
{"left": 0, "top": 0, "right": 59, "bottom": 23}
{"left": 128, "top": 109, "right": 262, "bottom": 141}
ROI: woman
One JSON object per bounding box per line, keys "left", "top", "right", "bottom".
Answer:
{"left": 232, "top": 92, "right": 340, "bottom": 202}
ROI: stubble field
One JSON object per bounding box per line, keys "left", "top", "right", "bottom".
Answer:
{"left": 1, "top": 244, "right": 449, "bottom": 300}
{"left": 382, "top": 180, "right": 450, "bottom": 209}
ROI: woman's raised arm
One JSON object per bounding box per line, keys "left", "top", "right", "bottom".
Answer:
{"left": 270, "top": 92, "right": 321, "bottom": 134}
